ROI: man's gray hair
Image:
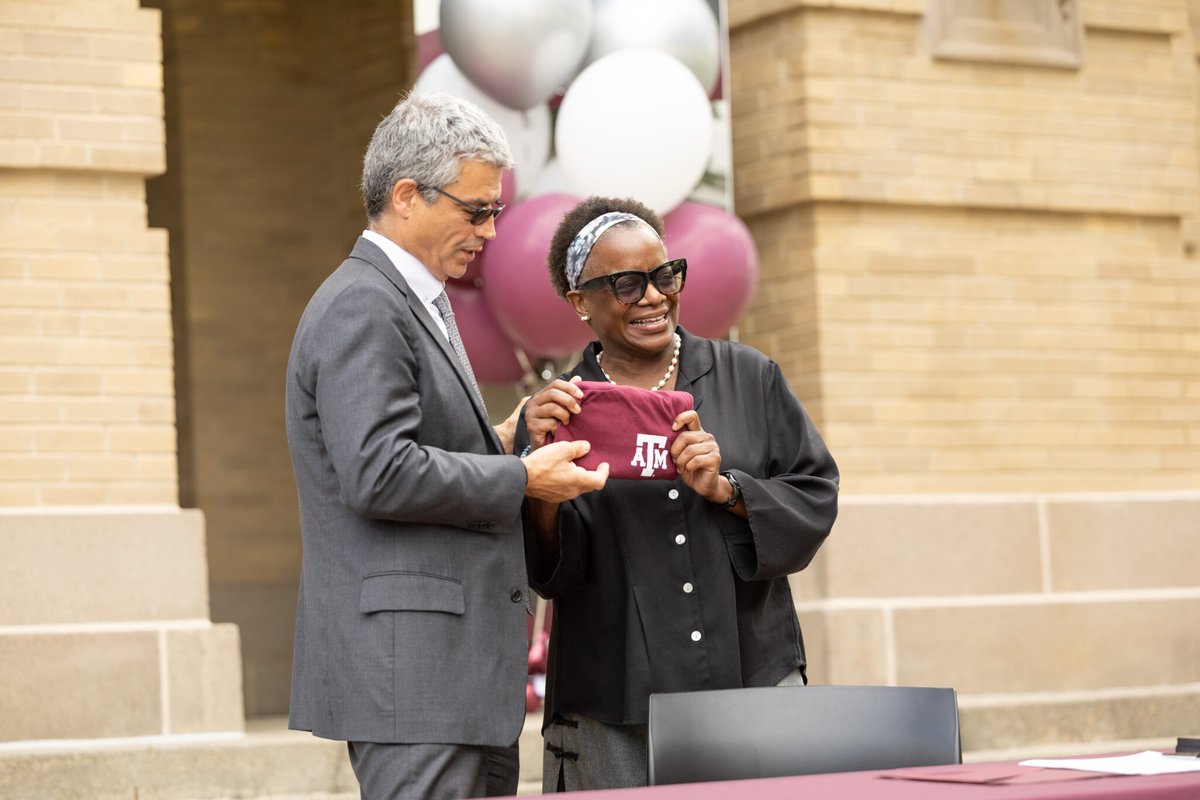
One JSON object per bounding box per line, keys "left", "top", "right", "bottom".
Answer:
{"left": 361, "top": 91, "right": 514, "bottom": 219}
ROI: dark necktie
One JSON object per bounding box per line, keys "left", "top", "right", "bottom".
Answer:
{"left": 433, "top": 291, "right": 484, "bottom": 406}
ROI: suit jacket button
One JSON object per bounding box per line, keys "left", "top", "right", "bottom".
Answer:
{"left": 510, "top": 589, "right": 523, "bottom": 604}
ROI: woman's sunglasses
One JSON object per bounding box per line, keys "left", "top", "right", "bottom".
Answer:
{"left": 576, "top": 259, "right": 688, "bottom": 304}
{"left": 417, "top": 184, "right": 505, "bottom": 226}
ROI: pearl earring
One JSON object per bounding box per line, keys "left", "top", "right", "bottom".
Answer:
{"left": 580, "top": 315, "right": 590, "bottom": 322}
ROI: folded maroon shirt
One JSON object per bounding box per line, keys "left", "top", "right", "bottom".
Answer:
{"left": 547, "top": 380, "right": 695, "bottom": 480}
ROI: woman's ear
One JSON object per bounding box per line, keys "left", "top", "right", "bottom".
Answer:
{"left": 567, "top": 290, "right": 588, "bottom": 319}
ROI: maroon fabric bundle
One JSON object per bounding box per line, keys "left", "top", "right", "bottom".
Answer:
{"left": 547, "top": 380, "right": 695, "bottom": 480}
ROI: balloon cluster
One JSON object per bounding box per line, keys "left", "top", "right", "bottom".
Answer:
{"left": 418, "top": 0, "right": 760, "bottom": 383}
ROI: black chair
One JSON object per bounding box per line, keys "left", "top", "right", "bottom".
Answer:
{"left": 647, "top": 684, "right": 961, "bottom": 786}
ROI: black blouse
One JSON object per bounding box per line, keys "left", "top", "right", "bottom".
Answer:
{"left": 517, "top": 328, "right": 839, "bottom": 727}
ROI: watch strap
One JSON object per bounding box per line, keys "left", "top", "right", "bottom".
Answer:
{"left": 719, "top": 471, "right": 742, "bottom": 509}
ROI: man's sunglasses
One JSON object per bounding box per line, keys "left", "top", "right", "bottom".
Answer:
{"left": 418, "top": 184, "right": 505, "bottom": 226}
{"left": 576, "top": 259, "right": 687, "bottom": 304}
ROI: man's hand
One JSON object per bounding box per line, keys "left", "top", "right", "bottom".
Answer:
{"left": 523, "top": 439, "right": 608, "bottom": 503}
{"left": 493, "top": 395, "right": 530, "bottom": 454}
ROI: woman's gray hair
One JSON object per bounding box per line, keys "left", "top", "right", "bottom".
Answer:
{"left": 361, "top": 91, "right": 514, "bottom": 219}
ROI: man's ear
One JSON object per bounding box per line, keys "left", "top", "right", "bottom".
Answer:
{"left": 391, "top": 178, "right": 420, "bottom": 219}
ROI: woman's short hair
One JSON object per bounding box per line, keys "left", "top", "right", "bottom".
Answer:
{"left": 546, "top": 196, "right": 664, "bottom": 298}
{"left": 361, "top": 92, "right": 514, "bottom": 220}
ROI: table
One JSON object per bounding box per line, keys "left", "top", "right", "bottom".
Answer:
{"left": 521, "top": 757, "right": 1200, "bottom": 799}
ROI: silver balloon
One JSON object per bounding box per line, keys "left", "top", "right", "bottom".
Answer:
{"left": 587, "top": 0, "right": 721, "bottom": 95}
{"left": 440, "top": 0, "right": 593, "bottom": 111}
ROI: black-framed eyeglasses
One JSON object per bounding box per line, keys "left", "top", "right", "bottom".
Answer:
{"left": 417, "top": 184, "right": 505, "bottom": 226}
{"left": 576, "top": 259, "right": 687, "bottom": 304}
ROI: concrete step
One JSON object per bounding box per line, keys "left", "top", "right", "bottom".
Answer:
{"left": 0, "top": 712, "right": 547, "bottom": 800}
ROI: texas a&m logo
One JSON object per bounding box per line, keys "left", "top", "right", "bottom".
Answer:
{"left": 630, "top": 433, "right": 669, "bottom": 478}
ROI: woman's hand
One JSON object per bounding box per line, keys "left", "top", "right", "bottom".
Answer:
{"left": 670, "top": 410, "right": 727, "bottom": 502}
{"left": 524, "top": 376, "right": 584, "bottom": 450}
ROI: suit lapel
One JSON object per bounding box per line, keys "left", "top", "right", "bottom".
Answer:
{"left": 349, "top": 237, "right": 503, "bottom": 453}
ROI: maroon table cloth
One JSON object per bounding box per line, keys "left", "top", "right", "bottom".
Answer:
{"left": 499, "top": 757, "right": 1200, "bottom": 800}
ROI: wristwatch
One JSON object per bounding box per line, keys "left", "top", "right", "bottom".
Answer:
{"left": 718, "top": 471, "right": 742, "bottom": 509}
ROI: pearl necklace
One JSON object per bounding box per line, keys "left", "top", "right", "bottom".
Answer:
{"left": 596, "top": 333, "right": 681, "bottom": 391}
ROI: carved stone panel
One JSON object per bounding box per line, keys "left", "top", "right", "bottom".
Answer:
{"left": 925, "top": 0, "right": 1083, "bottom": 69}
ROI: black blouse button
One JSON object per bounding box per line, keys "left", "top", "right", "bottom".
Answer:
{"left": 510, "top": 589, "right": 523, "bottom": 604}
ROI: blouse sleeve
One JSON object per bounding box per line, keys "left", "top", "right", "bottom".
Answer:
{"left": 717, "top": 360, "right": 839, "bottom": 581}
{"left": 524, "top": 500, "right": 588, "bottom": 598}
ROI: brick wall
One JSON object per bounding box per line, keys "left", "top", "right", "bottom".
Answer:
{"left": 0, "top": 2, "right": 243, "bottom": 750}
{"left": 730, "top": 0, "right": 1200, "bottom": 494}
{"left": 0, "top": 0, "right": 175, "bottom": 505}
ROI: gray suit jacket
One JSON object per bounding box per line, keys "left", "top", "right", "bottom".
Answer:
{"left": 285, "top": 236, "right": 529, "bottom": 745}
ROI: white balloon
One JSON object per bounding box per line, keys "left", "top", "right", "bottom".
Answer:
{"left": 525, "top": 157, "right": 572, "bottom": 198}
{"left": 587, "top": 0, "right": 720, "bottom": 95}
{"left": 415, "top": 54, "right": 550, "bottom": 191}
{"left": 555, "top": 50, "right": 714, "bottom": 214}
{"left": 440, "top": 0, "right": 593, "bottom": 111}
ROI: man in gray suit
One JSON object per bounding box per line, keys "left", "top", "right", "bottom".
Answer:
{"left": 285, "top": 92, "right": 609, "bottom": 800}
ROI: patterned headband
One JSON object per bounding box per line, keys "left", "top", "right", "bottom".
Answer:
{"left": 565, "top": 212, "right": 660, "bottom": 290}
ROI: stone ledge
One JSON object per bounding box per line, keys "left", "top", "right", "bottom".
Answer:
{"left": 964, "top": 737, "right": 1178, "bottom": 764}
{"left": 0, "top": 712, "right": 546, "bottom": 800}
{"left": 0, "top": 725, "right": 353, "bottom": 800}
{"left": 0, "top": 623, "right": 243, "bottom": 742}
{"left": 960, "top": 686, "right": 1200, "bottom": 752}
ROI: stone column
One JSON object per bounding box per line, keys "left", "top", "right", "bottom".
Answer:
{"left": 728, "top": 0, "right": 1200, "bottom": 753}
{"left": 0, "top": 0, "right": 242, "bottom": 743}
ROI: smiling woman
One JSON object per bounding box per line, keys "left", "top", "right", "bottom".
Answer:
{"left": 516, "top": 195, "right": 841, "bottom": 793}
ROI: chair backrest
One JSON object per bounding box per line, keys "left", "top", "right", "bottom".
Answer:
{"left": 647, "top": 684, "right": 961, "bottom": 786}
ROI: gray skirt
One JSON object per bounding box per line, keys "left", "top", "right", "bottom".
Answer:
{"left": 542, "top": 668, "right": 807, "bottom": 793}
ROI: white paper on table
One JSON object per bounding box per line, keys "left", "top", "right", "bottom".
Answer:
{"left": 1019, "top": 751, "right": 1200, "bottom": 776}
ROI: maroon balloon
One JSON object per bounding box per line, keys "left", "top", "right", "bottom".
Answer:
{"left": 662, "top": 202, "right": 759, "bottom": 338}
{"left": 710, "top": 63, "right": 724, "bottom": 101}
{"left": 481, "top": 192, "right": 592, "bottom": 359}
{"left": 416, "top": 29, "right": 444, "bottom": 73}
{"left": 444, "top": 282, "right": 525, "bottom": 384}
